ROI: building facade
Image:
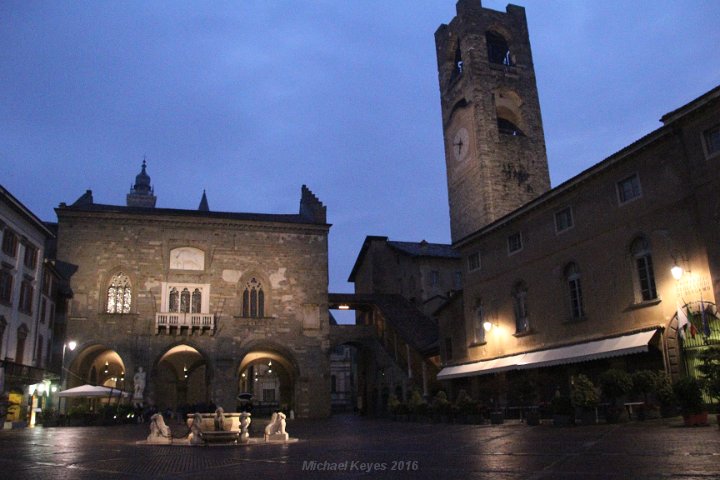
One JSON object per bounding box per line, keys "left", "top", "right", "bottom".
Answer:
{"left": 0, "top": 185, "right": 58, "bottom": 425}
{"left": 56, "top": 165, "right": 333, "bottom": 418}
{"left": 349, "top": 236, "right": 461, "bottom": 316}
{"left": 434, "top": 1, "right": 720, "bottom": 404}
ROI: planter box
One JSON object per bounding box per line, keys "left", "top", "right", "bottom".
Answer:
{"left": 490, "top": 412, "right": 504, "bottom": 425}
{"left": 682, "top": 412, "right": 709, "bottom": 427}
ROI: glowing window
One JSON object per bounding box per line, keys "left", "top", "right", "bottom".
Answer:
{"left": 107, "top": 273, "right": 132, "bottom": 314}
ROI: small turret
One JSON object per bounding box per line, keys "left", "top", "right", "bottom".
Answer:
{"left": 126, "top": 159, "right": 157, "bottom": 208}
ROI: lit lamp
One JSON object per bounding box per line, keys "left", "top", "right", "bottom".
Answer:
{"left": 483, "top": 321, "right": 493, "bottom": 332}
{"left": 671, "top": 264, "right": 684, "bottom": 281}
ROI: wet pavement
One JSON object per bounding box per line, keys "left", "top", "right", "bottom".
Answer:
{"left": 0, "top": 415, "right": 718, "bottom": 479}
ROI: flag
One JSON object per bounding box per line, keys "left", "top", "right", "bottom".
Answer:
{"left": 700, "top": 295, "right": 711, "bottom": 337}
{"left": 677, "top": 302, "right": 689, "bottom": 340}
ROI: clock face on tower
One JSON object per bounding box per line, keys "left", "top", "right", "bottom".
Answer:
{"left": 452, "top": 127, "right": 470, "bottom": 162}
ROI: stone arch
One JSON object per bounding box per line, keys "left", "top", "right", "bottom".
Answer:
{"left": 485, "top": 26, "right": 515, "bottom": 66}
{"left": 235, "top": 340, "right": 300, "bottom": 414}
{"left": 494, "top": 89, "right": 525, "bottom": 136}
{"left": 67, "top": 342, "right": 129, "bottom": 389}
{"left": 150, "top": 342, "right": 212, "bottom": 411}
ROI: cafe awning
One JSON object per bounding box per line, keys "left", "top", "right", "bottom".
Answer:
{"left": 437, "top": 329, "right": 659, "bottom": 381}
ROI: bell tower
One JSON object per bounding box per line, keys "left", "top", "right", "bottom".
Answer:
{"left": 436, "top": 0, "right": 550, "bottom": 243}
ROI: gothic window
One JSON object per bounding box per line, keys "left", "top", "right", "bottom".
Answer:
{"left": 564, "top": 262, "right": 584, "bottom": 320}
{"left": 242, "top": 278, "right": 265, "bottom": 318}
{"left": 192, "top": 288, "right": 202, "bottom": 313}
{"left": 16, "top": 324, "right": 28, "bottom": 363}
{"left": 180, "top": 288, "right": 190, "bottom": 313}
{"left": 486, "top": 31, "right": 513, "bottom": 66}
{"left": 631, "top": 236, "right": 657, "bottom": 302}
{"left": 512, "top": 281, "right": 530, "bottom": 334}
{"left": 169, "top": 287, "right": 179, "bottom": 312}
{"left": 106, "top": 272, "right": 132, "bottom": 314}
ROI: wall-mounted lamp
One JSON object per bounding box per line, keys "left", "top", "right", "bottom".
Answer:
{"left": 483, "top": 321, "right": 493, "bottom": 332}
{"left": 338, "top": 304, "right": 350, "bottom": 310}
{"left": 671, "top": 263, "right": 684, "bottom": 281}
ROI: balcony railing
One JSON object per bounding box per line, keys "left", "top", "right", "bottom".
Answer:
{"left": 155, "top": 312, "right": 215, "bottom": 334}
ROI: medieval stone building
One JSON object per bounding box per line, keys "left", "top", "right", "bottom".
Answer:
{"left": 432, "top": 1, "right": 720, "bottom": 405}
{"left": 56, "top": 164, "right": 332, "bottom": 418}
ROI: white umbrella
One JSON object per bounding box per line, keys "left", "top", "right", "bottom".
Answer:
{"left": 57, "top": 384, "right": 128, "bottom": 398}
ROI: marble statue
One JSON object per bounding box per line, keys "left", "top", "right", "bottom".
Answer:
{"left": 133, "top": 366, "right": 146, "bottom": 407}
{"left": 147, "top": 413, "right": 172, "bottom": 444}
{"left": 188, "top": 412, "right": 204, "bottom": 445}
{"left": 264, "top": 411, "right": 288, "bottom": 441}
{"left": 213, "top": 406, "right": 227, "bottom": 431}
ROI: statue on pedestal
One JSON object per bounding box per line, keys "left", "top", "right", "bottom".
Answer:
{"left": 133, "top": 366, "right": 146, "bottom": 408}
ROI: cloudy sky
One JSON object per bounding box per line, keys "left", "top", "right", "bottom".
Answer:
{"left": 2, "top": 0, "right": 720, "bottom": 302}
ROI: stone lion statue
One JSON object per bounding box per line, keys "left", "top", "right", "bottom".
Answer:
{"left": 188, "top": 412, "right": 204, "bottom": 445}
{"left": 147, "top": 413, "right": 172, "bottom": 444}
{"left": 264, "top": 411, "right": 288, "bottom": 441}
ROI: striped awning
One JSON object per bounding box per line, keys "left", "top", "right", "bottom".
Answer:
{"left": 437, "top": 329, "right": 658, "bottom": 380}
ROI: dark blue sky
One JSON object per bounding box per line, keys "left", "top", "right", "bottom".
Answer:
{"left": 2, "top": 1, "right": 719, "bottom": 300}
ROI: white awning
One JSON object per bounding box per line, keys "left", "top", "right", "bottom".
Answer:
{"left": 436, "top": 353, "right": 525, "bottom": 380}
{"left": 437, "top": 329, "right": 658, "bottom": 381}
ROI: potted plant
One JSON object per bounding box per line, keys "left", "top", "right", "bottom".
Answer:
{"left": 431, "top": 391, "right": 451, "bottom": 422}
{"left": 571, "top": 374, "right": 598, "bottom": 425}
{"left": 454, "top": 390, "right": 479, "bottom": 424}
{"left": 599, "top": 369, "right": 633, "bottom": 423}
{"left": 407, "top": 389, "right": 428, "bottom": 422}
{"left": 672, "top": 376, "right": 708, "bottom": 426}
{"left": 696, "top": 346, "right": 720, "bottom": 428}
{"left": 630, "top": 370, "right": 659, "bottom": 420}
{"left": 653, "top": 371, "right": 677, "bottom": 417}
{"left": 511, "top": 375, "right": 539, "bottom": 425}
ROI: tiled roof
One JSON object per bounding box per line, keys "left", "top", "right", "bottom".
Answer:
{"left": 387, "top": 241, "right": 459, "bottom": 259}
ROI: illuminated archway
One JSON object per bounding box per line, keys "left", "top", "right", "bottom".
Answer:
{"left": 237, "top": 350, "right": 296, "bottom": 415}
{"left": 68, "top": 344, "right": 128, "bottom": 391}
{"left": 153, "top": 344, "right": 209, "bottom": 410}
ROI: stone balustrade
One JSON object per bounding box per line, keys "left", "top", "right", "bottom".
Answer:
{"left": 155, "top": 313, "right": 215, "bottom": 334}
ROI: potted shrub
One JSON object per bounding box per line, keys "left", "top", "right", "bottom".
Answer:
{"left": 653, "top": 371, "right": 677, "bottom": 417}
{"left": 454, "top": 390, "right": 479, "bottom": 424}
{"left": 551, "top": 394, "right": 574, "bottom": 427}
{"left": 599, "top": 369, "right": 633, "bottom": 423}
{"left": 571, "top": 374, "right": 598, "bottom": 425}
{"left": 631, "top": 370, "right": 659, "bottom": 420}
{"left": 672, "top": 376, "right": 708, "bottom": 426}
{"left": 431, "top": 391, "right": 451, "bottom": 422}
{"left": 511, "top": 375, "right": 539, "bottom": 425}
{"left": 407, "top": 389, "right": 428, "bottom": 422}
{"left": 696, "top": 346, "right": 720, "bottom": 429}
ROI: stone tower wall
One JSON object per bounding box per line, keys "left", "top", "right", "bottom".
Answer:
{"left": 436, "top": 0, "right": 550, "bottom": 243}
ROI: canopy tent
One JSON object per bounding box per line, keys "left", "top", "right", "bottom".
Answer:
{"left": 57, "top": 384, "right": 129, "bottom": 398}
{"left": 437, "top": 329, "right": 659, "bottom": 380}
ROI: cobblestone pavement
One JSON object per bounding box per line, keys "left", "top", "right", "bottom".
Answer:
{"left": 0, "top": 415, "right": 718, "bottom": 479}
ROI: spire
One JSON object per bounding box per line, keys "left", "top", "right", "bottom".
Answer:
{"left": 198, "top": 190, "right": 209, "bottom": 211}
{"left": 126, "top": 158, "right": 157, "bottom": 208}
